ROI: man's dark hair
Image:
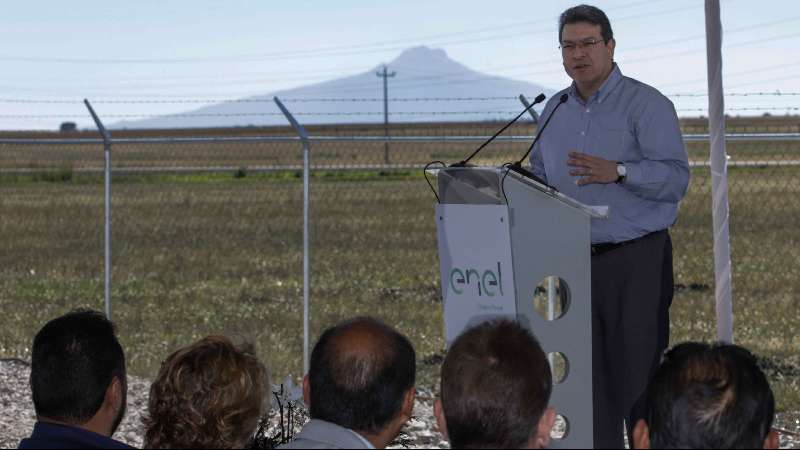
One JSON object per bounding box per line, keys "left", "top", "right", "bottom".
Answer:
{"left": 559, "top": 4, "right": 614, "bottom": 43}
{"left": 645, "top": 342, "right": 775, "bottom": 449}
{"left": 308, "top": 316, "right": 416, "bottom": 434}
{"left": 30, "top": 309, "right": 126, "bottom": 425}
{"left": 440, "top": 320, "right": 552, "bottom": 449}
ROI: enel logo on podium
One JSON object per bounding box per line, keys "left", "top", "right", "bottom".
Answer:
{"left": 449, "top": 262, "right": 505, "bottom": 297}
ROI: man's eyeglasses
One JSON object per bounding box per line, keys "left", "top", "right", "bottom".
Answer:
{"left": 559, "top": 38, "right": 606, "bottom": 52}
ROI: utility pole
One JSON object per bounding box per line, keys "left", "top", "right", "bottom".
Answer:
{"left": 376, "top": 65, "right": 396, "bottom": 165}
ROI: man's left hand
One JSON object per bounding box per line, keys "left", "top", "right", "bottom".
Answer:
{"left": 567, "top": 152, "right": 618, "bottom": 186}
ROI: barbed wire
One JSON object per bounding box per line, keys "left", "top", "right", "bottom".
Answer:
{"left": 675, "top": 107, "right": 800, "bottom": 112}
{"left": 668, "top": 92, "right": 800, "bottom": 98}
{"left": 0, "top": 110, "right": 533, "bottom": 120}
{"left": 1, "top": 106, "right": 798, "bottom": 120}
{"left": 0, "top": 97, "right": 525, "bottom": 104}
{"left": 2, "top": 92, "right": 800, "bottom": 105}
{"left": 282, "top": 97, "right": 526, "bottom": 103}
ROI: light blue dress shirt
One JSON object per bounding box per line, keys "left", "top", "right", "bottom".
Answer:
{"left": 531, "top": 64, "right": 690, "bottom": 244}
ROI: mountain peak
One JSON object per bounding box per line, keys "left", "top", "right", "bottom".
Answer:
{"left": 396, "top": 46, "right": 448, "bottom": 61}
{"left": 387, "top": 46, "right": 452, "bottom": 69}
{"left": 113, "top": 46, "right": 554, "bottom": 129}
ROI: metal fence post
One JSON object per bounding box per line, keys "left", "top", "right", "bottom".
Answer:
{"left": 518, "top": 94, "right": 540, "bottom": 124}
{"left": 84, "top": 99, "right": 113, "bottom": 320}
{"left": 274, "top": 97, "right": 312, "bottom": 376}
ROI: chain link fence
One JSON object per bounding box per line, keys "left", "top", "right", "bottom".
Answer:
{"left": 1, "top": 118, "right": 798, "bottom": 411}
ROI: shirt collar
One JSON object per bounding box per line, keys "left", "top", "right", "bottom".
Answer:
{"left": 569, "top": 63, "right": 624, "bottom": 105}
{"left": 347, "top": 429, "right": 376, "bottom": 449}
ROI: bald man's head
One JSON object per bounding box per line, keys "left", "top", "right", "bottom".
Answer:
{"left": 308, "top": 317, "right": 416, "bottom": 434}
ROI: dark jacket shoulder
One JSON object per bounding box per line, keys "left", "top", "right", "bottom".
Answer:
{"left": 19, "top": 422, "right": 134, "bottom": 450}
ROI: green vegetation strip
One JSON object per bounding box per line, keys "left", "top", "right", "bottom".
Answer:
{"left": 0, "top": 169, "right": 426, "bottom": 185}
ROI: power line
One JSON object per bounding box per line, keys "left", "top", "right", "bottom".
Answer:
{"left": 3, "top": 92, "right": 800, "bottom": 106}
{"left": 284, "top": 96, "right": 527, "bottom": 102}
{"left": 216, "top": 30, "right": 799, "bottom": 99}
{"left": 621, "top": 15, "right": 800, "bottom": 55}
{"left": 1, "top": 12, "right": 793, "bottom": 96}
{"left": 726, "top": 74, "right": 800, "bottom": 90}
{"left": 0, "top": 64, "right": 376, "bottom": 86}
{"left": 656, "top": 59, "right": 800, "bottom": 90}
{"left": 0, "top": 0, "right": 682, "bottom": 65}
{"left": 3, "top": 106, "right": 799, "bottom": 121}
{"left": 379, "top": 30, "right": 800, "bottom": 94}
{"left": 624, "top": 31, "right": 800, "bottom": 68}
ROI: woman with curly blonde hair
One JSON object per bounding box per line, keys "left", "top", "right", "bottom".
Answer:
{"left": 144, "top": 336, "right": 270, "bottom": 449}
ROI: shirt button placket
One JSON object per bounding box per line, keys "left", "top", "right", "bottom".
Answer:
{"left": 581, "top": 107, "right": 590, "bottom": 151}
{"left": 580, "top": 114, "right": 588, "bottom": 150}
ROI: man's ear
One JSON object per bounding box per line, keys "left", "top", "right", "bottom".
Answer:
{"left": 433, "top": 398, "right": 448, "bottom": 441}
{"left": 632, "top": 419, "right": 650, "bottom": 449}
{"left": 303, "top": 375, "right": 311, "bottom": 408}
{"left": 400, "top": 387, "right": 416, "bottom": 421}
{"left": 764, "top": 428, "right": 779, "bottom": 449}
{"left": 531, "top": 407, "right": 556, "bottom": 449}
{"left": 105, "top": 376, "right": 124, "bottom": 413}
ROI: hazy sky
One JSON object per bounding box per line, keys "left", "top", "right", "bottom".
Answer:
{"left": 1, "top": 0, "right": 798, "bottom": 129}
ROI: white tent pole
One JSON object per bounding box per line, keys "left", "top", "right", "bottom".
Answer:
{"left": 705, "top": 0, "right": 734, "bottom": 343}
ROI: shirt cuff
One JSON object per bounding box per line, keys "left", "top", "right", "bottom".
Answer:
{"left": 622, "top": 161, "right": 641, "bottom": 186}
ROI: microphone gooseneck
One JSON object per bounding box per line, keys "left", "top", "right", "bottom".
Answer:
{"left": 504, "top": 93, "right": 569, "bottom": 186}
{"left": 451, "top": 93, "right": 546, "bottom": 167}
{"left": 514, "top": 93, "right": 569, "bottom": 167}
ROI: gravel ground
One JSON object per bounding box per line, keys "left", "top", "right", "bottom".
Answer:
{"left": 0, "top": 358, "right": 148, "bottom": 449}
{"left": 1, "top": 358, "right": 797, "bottom": 449}
{"left": 0, "top": 359, "right": 447, "bottom": 449}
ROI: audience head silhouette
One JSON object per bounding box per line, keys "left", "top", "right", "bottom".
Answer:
{"left": 21, "top": 309, "right": 130, "bottom": 449}
{"left": 144, "top": 335, "right": 270, "bottom": 449}
{"left": 289, "top": 316, "right": 416, "bottom": 449}
{"left": 633, "top": 342, "right": 779, "bottom": 449}
{"left": 26, "top": 307, "right": 783, "bottom": 450}
{"left": 435, "top": 319, "right": 555, "bottom": 449}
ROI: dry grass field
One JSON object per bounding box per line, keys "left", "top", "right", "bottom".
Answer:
{"left": 1, "top": 117, "right": 798, "bottom": 419}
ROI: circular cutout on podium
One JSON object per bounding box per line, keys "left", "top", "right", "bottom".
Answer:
{"left": 551, "top": 414, "right": 570, "bottom": 440}
{"left": 547, "top": 352, "right": 570, "bottom": 384}
{"left": 532, "top": 276, "right": 571, "bottom": 321}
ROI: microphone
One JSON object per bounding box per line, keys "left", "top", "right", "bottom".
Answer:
{"left": 451, "top": 93, "right": 546, "bottom": 167}
{"left": 506, "top": 93, "right": 569, "bottom": 184}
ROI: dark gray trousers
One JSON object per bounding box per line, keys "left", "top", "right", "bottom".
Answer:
{"left": 591, "top": 230, "right": 673, "bottom": 448}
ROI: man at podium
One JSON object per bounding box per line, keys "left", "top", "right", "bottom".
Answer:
{"left": 530, "top": 5, "right": 690, "bottom": 448}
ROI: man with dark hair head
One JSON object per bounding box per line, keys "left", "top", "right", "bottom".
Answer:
{"left": 19, "top": 309, "right": 132, "bottom": 449}
{"left": 281, "top": 316, "right": 416, "bottom": 449}
{"left": 633, "top": 342, "right": 779, "bottom": 449}
{"left": 434, "top": 320, "right": 556, "bottom": 449}
{"left": 531, "top": 4, "right": 690, "bottom": 447}
{"left": 559, "top": 4, "right": 614, "bottom": 45}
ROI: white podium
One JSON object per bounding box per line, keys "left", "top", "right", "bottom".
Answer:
{"left": 431, "top": 166, "right": 608, "bottom": 449}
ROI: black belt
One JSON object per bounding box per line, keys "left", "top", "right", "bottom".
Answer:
{"left": 591, "top": 230, "right": 666, "bottom": 256}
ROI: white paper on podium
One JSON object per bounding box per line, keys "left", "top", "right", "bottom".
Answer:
{"left": 436, "top": 204, "right": 517, "bottom": 344}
